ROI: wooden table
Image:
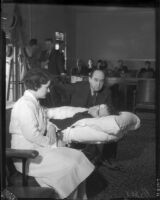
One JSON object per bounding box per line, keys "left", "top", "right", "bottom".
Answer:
{"left": 106, "top": 78, "right": 155, "bottom": 110}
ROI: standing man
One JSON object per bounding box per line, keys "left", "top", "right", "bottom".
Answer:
{"left": 39, "top": 38, "right": 66, "bottom": 76}
{"left": 24, "top": 38, "right": 41, "bottom": 69}
{"left": 66, "top": 68, "right": 122, "bottom": 170}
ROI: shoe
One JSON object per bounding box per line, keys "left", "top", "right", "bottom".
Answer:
{"left": 102, "top": 159, "right": 125, "bottom": 172}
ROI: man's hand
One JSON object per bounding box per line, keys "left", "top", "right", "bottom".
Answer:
{"left": 47, "top": 124, "right": 57, "bottom": 145}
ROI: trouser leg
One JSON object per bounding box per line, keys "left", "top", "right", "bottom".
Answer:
{"left": 77, "top": 181, "right": 87, "bottom": 200}
{"left": 102, "top": 142, "right": 118, "bottom": 161}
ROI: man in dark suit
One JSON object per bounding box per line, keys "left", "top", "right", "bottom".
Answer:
{"left": 39, "top": 38, "right": 65, "bottom": 76}
{"left": 65, "top": 69, "right": 122, "bottom": 170}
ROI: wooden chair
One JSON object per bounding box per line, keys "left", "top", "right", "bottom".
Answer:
{"left": 5, "top": 147, "right": 58, "bottom": 199}
{"left": 5, "top": 109, "right": 58, "bottom": 199}
{"left": 133, "top": 79, "right": 155, "bottom": 113}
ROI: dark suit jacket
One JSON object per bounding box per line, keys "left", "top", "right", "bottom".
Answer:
{"left": 40, "top": 49, "right": 65, "bottom": 75}
{"left": 48, "top": 49, "right": 65, "bottom": 75}
{"left": 66, "top": 81, "right": 112, "bottom": 108}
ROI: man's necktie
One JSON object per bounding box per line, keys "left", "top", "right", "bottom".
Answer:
{"left": 92, "top": 92, "right": 97, "bottom": 105}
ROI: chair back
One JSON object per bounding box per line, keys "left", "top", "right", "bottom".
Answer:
{"left": 136, "top": 79, "right": 155, "bottom": 104}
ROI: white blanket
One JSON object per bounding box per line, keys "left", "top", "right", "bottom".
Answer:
{"left": 71, "top": 112, "right": 140, "bottom": 133}
{"left": 62, "top": 112, "right": 140, "bottom": 143}
{"left": 47, "top": 107, "right": 141, "bottom": 144}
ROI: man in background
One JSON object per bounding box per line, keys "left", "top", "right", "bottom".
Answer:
{"left": 24, "top": 38, "right": 41, "bottom": 69}
{"left": 39, "top": 38, "right": 66, "bottom": 76}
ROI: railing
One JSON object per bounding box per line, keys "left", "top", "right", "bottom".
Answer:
{"left": 6, "top": 73, "right": 155, "bottom": 110}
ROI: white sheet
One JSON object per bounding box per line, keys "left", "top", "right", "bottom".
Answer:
{"left": 47, "top": 107, "right": 141, "bottom": 144}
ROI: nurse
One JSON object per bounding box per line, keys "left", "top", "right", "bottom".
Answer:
{"left": 9, "top": 68, "right": 94, "bottom": 199}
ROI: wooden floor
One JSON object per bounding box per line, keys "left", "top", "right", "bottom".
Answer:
{"left": 87, "top": 112, "right": 156, "bottom": 199}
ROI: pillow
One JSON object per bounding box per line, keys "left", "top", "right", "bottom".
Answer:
{"left": 115, "top": 111, "right": 140, "bottom": 131}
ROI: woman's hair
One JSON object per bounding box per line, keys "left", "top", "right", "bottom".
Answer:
{"left": 23, "top": 68, "right": 52, "bottom": 91}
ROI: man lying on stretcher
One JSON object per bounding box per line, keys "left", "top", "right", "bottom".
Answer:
{"left": 47, "top": 104, "right": 141, "bottom": 145}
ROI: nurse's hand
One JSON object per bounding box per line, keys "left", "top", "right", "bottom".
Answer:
{"left": 47, "top": 124, "right": 57, "bottom": 145}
